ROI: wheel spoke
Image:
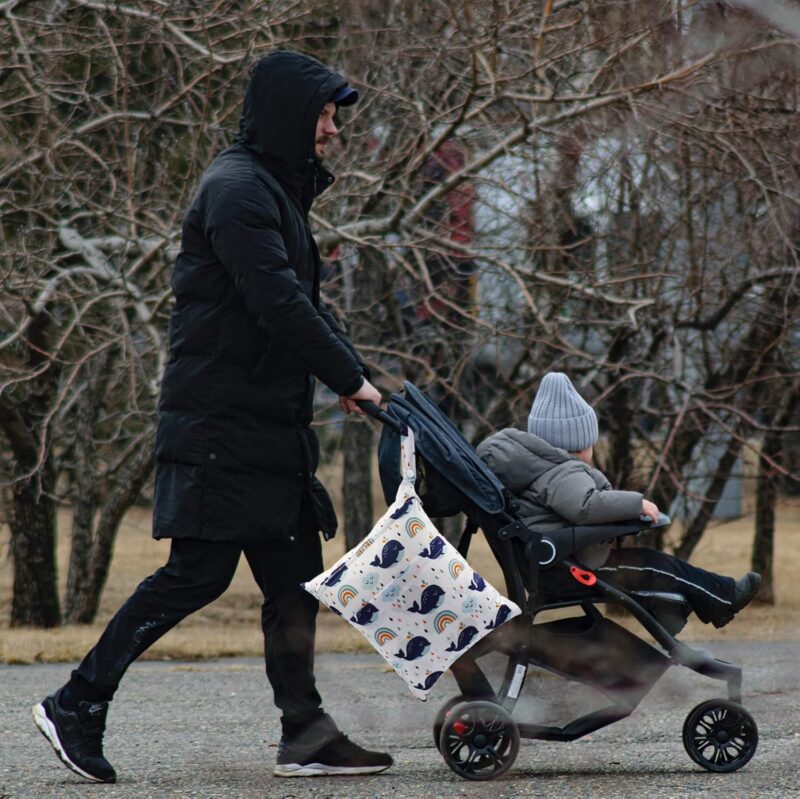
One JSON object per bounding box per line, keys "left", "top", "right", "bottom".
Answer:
{"left": 447, "top": 738, "right": 468, "bottom": 761}
{"left": 487, "top": 727, "right": 506, "bottom": 744}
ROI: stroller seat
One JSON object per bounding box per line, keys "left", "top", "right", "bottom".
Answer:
{"left": 499, "top": 512, "right": 694, "bottom": 636}
{"left": 505, "top": 510, "right": 673, "bottom": 568}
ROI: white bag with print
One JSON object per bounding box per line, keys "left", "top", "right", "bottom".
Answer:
{"left": 303, "top": 430, "right": 521, "bottom": 699}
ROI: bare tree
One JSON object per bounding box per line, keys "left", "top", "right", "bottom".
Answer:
{"left": 1, "top": 1, "right": 256, "bottom": 624}
{"left": 2, "top": 0, "right": 799, "bottom": 626}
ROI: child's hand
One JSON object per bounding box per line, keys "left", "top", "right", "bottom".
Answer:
{"left": 642, "top": 499, "right": 659, "bottom": 524}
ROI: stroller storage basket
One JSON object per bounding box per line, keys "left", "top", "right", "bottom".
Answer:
{"left": 526, "top": 615, "right": 670, "bottom": 710}
{"left": 458, "top": 613, "right": 669, "bottom": 729}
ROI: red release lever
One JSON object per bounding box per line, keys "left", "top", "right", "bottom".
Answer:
{"left": 570, "top": 565, "right": 597, "bottom": 586}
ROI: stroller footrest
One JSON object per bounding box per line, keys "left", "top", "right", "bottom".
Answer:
{"left": 630, "top": 590, "right": 688, "bottom": 606}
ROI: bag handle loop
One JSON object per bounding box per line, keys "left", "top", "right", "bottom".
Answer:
{"left": 400, "top": 428, "right": 417, "bottom": 483}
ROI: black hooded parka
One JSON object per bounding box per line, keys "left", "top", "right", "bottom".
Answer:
{"left": 153, "top": 51, "right": 366, "bottom": 543}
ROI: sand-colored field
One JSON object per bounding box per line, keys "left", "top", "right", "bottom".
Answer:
{"left": 1, "top": 496, "right": 798, "bottom": 664}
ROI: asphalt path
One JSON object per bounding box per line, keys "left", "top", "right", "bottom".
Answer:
{"left": 1, "top": 642, "right": 798, "bottom": 799}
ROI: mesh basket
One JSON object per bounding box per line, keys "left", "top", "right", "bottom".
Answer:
{"left": 460, "top": 613, "right": 670, "bottom": 729}
{"left": 471, "top": 649, "right": 615, "bottom": 728}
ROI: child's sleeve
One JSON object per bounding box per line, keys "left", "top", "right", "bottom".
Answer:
{"left": 542, "top": 461, "right": 643, "bottom": 525}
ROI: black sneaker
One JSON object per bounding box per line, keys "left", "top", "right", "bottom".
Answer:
{"left": 274, "top": 732, "right": 393, "bottom": 777}
{"left": 32, "top": 687, "right": 116, "bottom": 783}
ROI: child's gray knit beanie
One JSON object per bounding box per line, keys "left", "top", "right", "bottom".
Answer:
{"left": 527, "top": 372, "right": 598, "bottom": 451}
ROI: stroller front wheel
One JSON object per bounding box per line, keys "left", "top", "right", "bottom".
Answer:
{"left": 438, "top": 700, "right": 520, "bottom": 781}
{"left": 682, "top": 699, "right": 758, "bottom": 773}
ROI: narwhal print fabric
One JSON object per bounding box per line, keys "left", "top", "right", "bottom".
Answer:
{"left": 303, "top": 430, "right": 521, "bottom": 700}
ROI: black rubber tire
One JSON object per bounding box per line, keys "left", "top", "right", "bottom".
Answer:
{"left": 683, "top": 699, "right": 758, "bottom": 773}
{"left": 432, "top": 695, "right": 465, "bottom": 752}
{"left": 438, "top": 700, "right": 520, "bottom": 781}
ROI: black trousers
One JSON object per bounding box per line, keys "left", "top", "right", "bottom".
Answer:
{"left": 598, "top": 547, "right": 736, "bottom": 626}
{"left": 70, "top": 516, "right": 324, "bottom": 733}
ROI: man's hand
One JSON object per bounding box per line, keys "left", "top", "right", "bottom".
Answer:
{"left": 642, "top": 499, "right": 660, "bottom": 525}
{"left": 339, "top": 378, "right": 382, "bottom": 415}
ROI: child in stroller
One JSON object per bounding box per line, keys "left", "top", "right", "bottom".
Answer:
{"left": 477, "top": 372, "right": 760, "bottom": 631}
{"left": 371, "top": 378, "right": 761, "bottom": 781}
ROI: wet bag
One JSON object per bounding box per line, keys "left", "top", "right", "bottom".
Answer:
{"left": 303, "top": 429, "right": 521, "bottom": 699}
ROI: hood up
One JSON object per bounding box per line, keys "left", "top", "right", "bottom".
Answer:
{"left": 234, "top": 51, "right": 353, "bottom": 206}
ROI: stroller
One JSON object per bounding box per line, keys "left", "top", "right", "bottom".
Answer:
{"left": 362, "top": 382, "right": 758, "bottom": 781}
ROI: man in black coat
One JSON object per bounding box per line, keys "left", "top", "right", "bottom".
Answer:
{"left": 33, "top": 51, "right": 392, "bottom": 782}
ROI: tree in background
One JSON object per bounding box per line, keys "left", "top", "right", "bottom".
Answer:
{"left": 2, "top": 0, "right": 798, "bottom": 625}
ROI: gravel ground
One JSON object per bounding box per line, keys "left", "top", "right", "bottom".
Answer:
{"left": 1, "top": 641, "right": 799, "bottom": 799}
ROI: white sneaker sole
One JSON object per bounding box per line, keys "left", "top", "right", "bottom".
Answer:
{"left": 32, "top": 703, "right": 106, "bottom": 783}
{"left": 273, "top": 762, "right": 391, "bottom": 777}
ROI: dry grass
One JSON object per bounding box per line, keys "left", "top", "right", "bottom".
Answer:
{"left": 1, "top": 489, "right": 798, "bottom": 664}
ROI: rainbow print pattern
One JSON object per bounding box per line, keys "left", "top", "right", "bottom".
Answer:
{"left": 405, "top": 518, "right": 425, "bottom": 539}
{"left": 337, "top": 585, "right": 358, "bottom": 606}
{"left": 374, "top": 627, "right": 397, "bottom": 646}
{"left": 433, "top": 610, "right": 457, "bottom": 633}
{"left": 448, "top": 559, "right": 465, "bottom": 580}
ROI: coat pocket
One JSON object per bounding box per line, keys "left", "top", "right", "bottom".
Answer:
{"left": 307, "top": 476, "right": 338, "bottom": 539}
{"left": 153, "top": 461, "right": 206, "bottom": 535}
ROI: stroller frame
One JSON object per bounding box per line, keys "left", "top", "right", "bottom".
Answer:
{"left": 366, "top": 386, "right": 758, "bottom": 780}
{"left": 465, "top": 508, "right": 743, "bottom": 739}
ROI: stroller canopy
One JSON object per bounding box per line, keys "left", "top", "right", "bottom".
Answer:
{"left": 378, "top": 382, "right": 508, "bottom": 516}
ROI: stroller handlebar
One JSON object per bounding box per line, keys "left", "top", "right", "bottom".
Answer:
{"left": 355, "top": 399, "right": 404, "bottom": 433}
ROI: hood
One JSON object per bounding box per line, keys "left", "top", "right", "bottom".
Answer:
{"left": 234, "top": 51, "right": 352, "bottom": 203}
{"left": 476, "top": 428, "right": 572, "bottom": 494}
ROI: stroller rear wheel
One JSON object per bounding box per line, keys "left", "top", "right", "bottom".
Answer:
{"left": 438, "top": 700, "right": 519, "bottom": 781}
{"left": 683, "top": 699, "right": 758, "bottom": 773}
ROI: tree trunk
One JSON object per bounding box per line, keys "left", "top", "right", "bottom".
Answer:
{"left": 9, "top": 466, "right": 60, "bottom": 627}
{"left": 340, "top": 246, "right": 386, "bottom": 549}
{"left": 752, "top": 450, "right": 777, "bottom": 605}
{"left": 68, "top": 442, "right": 154, "bottom": 623}
{"left": 752, "top": 384, "right": 800, "bottom": 604}
{"left": 0, "top": 330, "right": 61, "bottom": 627}
{"left": 675, "top": 433, "right": 742, "bottom": 561}
{"left": 603, "top": 332, "right": 635, "bottom": 489}
{"left": 342, "top": 415, "right": 374, "bottom": 549}
{"left": 64, "top": 368, "right": 102, "bottom": 622}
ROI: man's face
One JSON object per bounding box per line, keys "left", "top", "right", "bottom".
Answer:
{"left": 315, "top": 102, "right": 338, "bottom": 160}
